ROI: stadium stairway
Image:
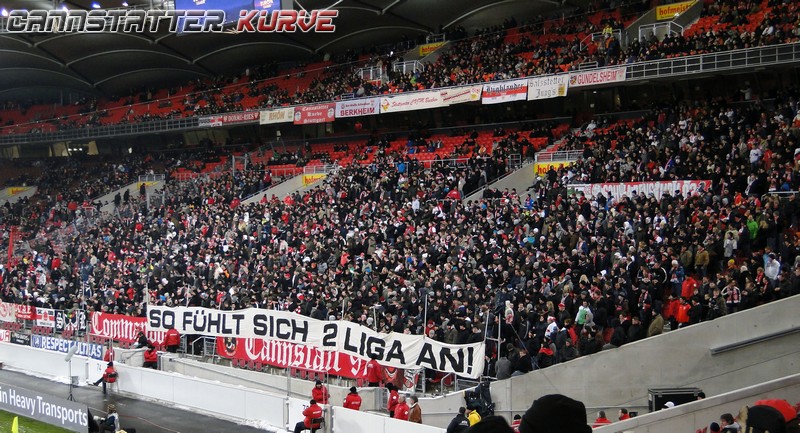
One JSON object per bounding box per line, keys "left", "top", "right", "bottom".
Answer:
{"left": 462, "top": 159, "right": 536, "bottom": 203}
{"left": 241, "top": 171, "right": 329, "bottom": 205}
{"left": 95, "top": 177, "right": 165, "bottom": 215}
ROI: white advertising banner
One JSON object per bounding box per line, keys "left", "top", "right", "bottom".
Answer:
{"left": 440, "top": 85, "right": 482, "bottom": 105}
{"left": 36, "top": 308, "right": 56, "bottom": 328}
{"left": 379, "top": 91, "right": 448, "bottom": 114}
{"left": 481, "top": 79, "right": 528, "bottom": 104}
{"left": 335, "top": 97, "right": 381, "bottom": 118}
{"left": 146, "top": 306, "right": 485, "bottom": 378}
{"left": 570, "top": 180, "right": 711, "bottom": 200}
{"left": 527, "top": 75, "right": 569, "bottom": 100}
{"left": 568, "top": 67, "right": 627, "bottom": 87}
{"left": 259, "top": 107, "right": 295, "bottom": 125}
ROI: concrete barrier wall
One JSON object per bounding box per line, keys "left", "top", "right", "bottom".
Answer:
{"left": 594, "top": 373, "right": 800, "bottom": 433}
{"left": 417, "top": 295, "right": 800, "bottom": 428}
{"left": 242, "top": 174, "right": 305, "bottom": 205}
{"left": 463, "top": 162, "right": 534, "bottom": 203}
{"left": 0, "top": 343, "right": 441, "bottom": 433}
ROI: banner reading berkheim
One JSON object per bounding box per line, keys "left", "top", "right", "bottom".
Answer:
{"left": 569, "top": 180, "right": 710, "bottom": 200}
{"left": 335, "top": 97, "right": 380, "bottom": 118}
{"left": 147, "top": 306, "right": 485, "bottom": 378}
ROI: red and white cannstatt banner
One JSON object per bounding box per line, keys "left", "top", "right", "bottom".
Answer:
{"left": 294, "top": 103, "right": 336, "bottom": 124}
{"left": 481, "top": 79, "right": 528, "bottom": 104}
{"left": 570, "top": 180, "right": 711, "bottom": 200}
{"left": 217, "top": 337, "right": 368, "bottom": 379}
{"left": 379, "top": 91, "right": 448, "bottom": 113}
{"left": 568, "top": 66, "right": 627, "bottom": 87}
{"left": 90, "top": 312, "right": 165, "bottom": 344}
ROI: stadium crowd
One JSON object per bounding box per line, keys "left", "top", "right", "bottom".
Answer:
{"left": 2, "top": 0, "right": 800, "bottom": 134}
{"left": 1, "top": 86, "right": 799, "bottom": 380}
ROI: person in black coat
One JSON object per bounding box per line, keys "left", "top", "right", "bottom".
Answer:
{"left": 447, "top": 407, "right": 470, "bottom": 433}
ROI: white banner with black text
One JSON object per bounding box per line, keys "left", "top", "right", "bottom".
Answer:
{"left": 146, "top": 306, "right": 484, "bottom": 378}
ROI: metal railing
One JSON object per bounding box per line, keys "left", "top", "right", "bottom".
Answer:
{"left": 638, "top": 21, "right": 684, "bottom": 41}
{"left": 138, "top": 174, "right": 165, "bottom": 183}
{"left": 626, "top": 42, "right": 800, "bottom": 81}
{"left": 426, "top": 33, "right": 446, "bottom": 44}
{"left": 580, "top": 30, "right": 622, "bottom": 50}
{"left": 392, "top": 60, "right": 423, "bottom": 75}
{"left": 535, "top": 149, "right": 583, "bottom": 162}
{"left": 356, "top": 65, "right": 385, "bottom": 83}
{"left": 3, "top": 43, "right": 800, "bottom": 146}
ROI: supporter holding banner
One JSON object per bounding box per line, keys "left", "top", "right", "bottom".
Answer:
{"left": 259, "top": 107, "right": 295, "bottom": 124}
{"left": 148, "top": 306, "right": 485, "bottom": 378}
{"left": 335, "top": 98, "right": 380, "bottom": 118}
{"left": 379, "top": 91, "right": 448, "bottom": 113}
{"left": 569, "top": 180, "right": 710, "bottom": 200}
{"left": 481, "top": 79, "right": 528, "bottom": 104}
{"left": 569, "top": 67, "right": 627, "bottom": 87}
{"left": 294, "top": 103, "right": 336, "bottom": 124}
{"left": 440, "top": 85, "right": 482, "bottom": 105}
{"left": 527, "top": 75, "right": 569, "bottom": 100}
{"left": 0, "top": 300, "right": 16, "bottom": 322}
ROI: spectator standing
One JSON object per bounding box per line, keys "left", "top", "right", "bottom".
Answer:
{"left": 365, "top": 356, "right": 383, "bottom": 386}
{"left": 408, "top": 395, "right": 422, "bottom": 423}
{"left": 343, "top": 387, "right": 362, "bottom": 411}
{"left": 387, "top": 383, "right": 399, "bottom": 417}
{"left": 164, "top": 327, "right": 181, "bottom": 353}
{"left": 311, "top": 380, "right": 329, "bottom": 405}
{"left": 394, "top": 395, "right": 410, "bottom": 421}
{"left": 447, "top": 407, "right": 470, "bottom": 433}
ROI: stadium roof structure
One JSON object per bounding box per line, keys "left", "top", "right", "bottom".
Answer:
{"left": 0, "top": 0, "right": 542, "bottom": 100}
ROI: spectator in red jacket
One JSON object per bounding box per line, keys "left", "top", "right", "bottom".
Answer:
{"left": 164, "top": 328, "right": 180, "bottom": 353}
{"left": 311, "top": 380, "right": 329, "bottom": 405}
{"left": 293, "top": 399, "right": 323, "bottom": 433}
{"left": 592, "top": 411, "right": 612, "bottom": 428}
{"left": 387, "top": 383, "right": 399, "bottom": 417}
{"left": 618, "top": 408, "right": 630, "bottom": 421}
{"left": 394, "top": 395, "right": 410, "bottom": 421}
{"left": 143, "top": 345, "right": 158, "bottom": 369}
{"left": 92, "top": 362, "right": 118, "bottom": 396}
{"left": 365, "top": 356, "right": 383, "bottom": 386}
{"left": 511, "top": 414, "right": 522, "bottom": 432}
{"left": 343, "top": 387, "right": 362, "bottom": 411}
